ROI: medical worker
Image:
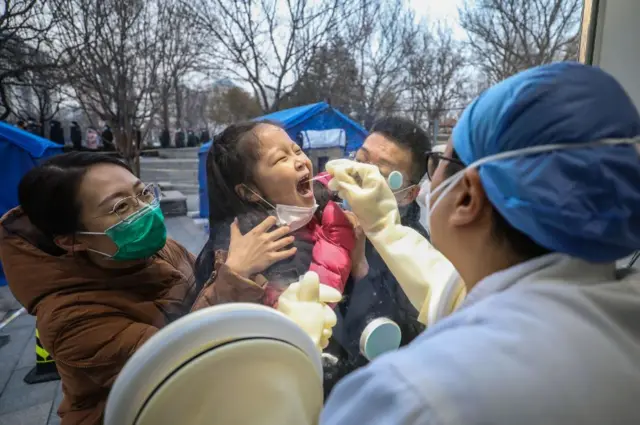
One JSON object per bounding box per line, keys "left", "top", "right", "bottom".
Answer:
{"left": 322, "top": 62, "right": 640, "bottom": 424}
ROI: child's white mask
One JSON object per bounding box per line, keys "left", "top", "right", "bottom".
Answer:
{"left": 243, "top": 184, "right": 317, "bottom": 232}
{"left": 274, "top": 204, "right": 318, "bottom": 232}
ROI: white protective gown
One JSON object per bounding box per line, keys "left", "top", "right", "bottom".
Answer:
{"left": 326, "top": 159, "right": 466, "bottom": 326}
{"left": 322, "top": 254, "right": 640, "bottom": 424}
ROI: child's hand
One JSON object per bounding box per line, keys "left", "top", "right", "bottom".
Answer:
{"left": 344, "top": 211, "right": 369, "bottom": 279}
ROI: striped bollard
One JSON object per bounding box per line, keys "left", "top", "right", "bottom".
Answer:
{"left": 24, "top": 327, "right": 60, "bottom": 385}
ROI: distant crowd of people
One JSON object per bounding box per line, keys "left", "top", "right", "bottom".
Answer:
{"left": 14, "top": 119, "right": 211, "bottom": 151}
{"left": 16, "top": 119, "right": 117, "bottom": 151}
{"left": 159, "top": 128, "right": 211, "bottom": 148}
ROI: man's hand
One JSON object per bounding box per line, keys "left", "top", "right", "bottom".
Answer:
{"left": 277, "top": 272, "right": 342, "bottom": 350}
{"left": 326, "top": 159, "right": 400, "bottom": 233}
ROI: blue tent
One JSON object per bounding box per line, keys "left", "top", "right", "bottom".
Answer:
{"left": 197, "top": 102, "right": 367, "bottom": 218}
{"left": 257, "top": 102, "right": 367, "bottom": 152}
{"left": 0, "top": 121, "right": 63, "bottom": 286}
{"left": 198, "top": 142, "right": 209, "bottom": 220}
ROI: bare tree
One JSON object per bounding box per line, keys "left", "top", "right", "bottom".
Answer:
{"left": 460, "top": 0, "right": 582, "bottom": 84}
{"left": 10, "top": 67, "right": 66, "bottom": 136}
{"left": 182, "top": 85, "right": 211, "bottom": 130}
{"left": 52, "top": 0, "right": 169, "bottom": 173}
{"left": 208, "top": 85, "right": 262, "bottom": 125}
{"left": 406, "top": 25, "right": 468, "bottom": 126}
{"left": 156, "top": 0, "right": 205, "bottom": 134}
{"left": 183, "top": 0, "right": 355, "bottom": 113}
{"left": 342, "top": 0, "right": 418, "bottom": 127}
{"left": 0, "top": 0, "right": 72, "bottom": 119}
{"left": 282, "top": 37, "right": 364, "bottom": 115}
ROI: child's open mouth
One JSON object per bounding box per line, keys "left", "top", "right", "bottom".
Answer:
{"left": 296, "top": 173, "right": 313, "bottom": 197}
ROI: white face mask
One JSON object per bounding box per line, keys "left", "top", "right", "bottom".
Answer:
{"left": 424, "top": 137, "right": 640, "bottom": 239}
{"left": 416, "top": 180, "right": 431, "bottom": 234}
{"left": 274, "top": 203, "right": 318, "bottom": 232}
{"left": 243, "top": 184, "right": 317, "bottom": 232}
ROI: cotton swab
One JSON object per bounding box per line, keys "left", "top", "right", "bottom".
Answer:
{"left": 302, "top": 175, "right": 329, "bottom": 184}
{"left": 304, "top": 170, "right": 404, "bottom": 190}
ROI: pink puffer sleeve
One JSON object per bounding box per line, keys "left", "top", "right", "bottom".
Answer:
{"left": 308, "top": 201, "right": 355, "bottom": 294}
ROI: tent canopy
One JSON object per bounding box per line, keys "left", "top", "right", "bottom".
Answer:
{"left": 0, "top": 121, "right": 63, "bottom": 285}
{"left": 198, "top": 102, "right": 368, "bottom": 218}
{"left": 257, "top": 102, "right": 367, "bottom": 153}
{"left": 298, "top": 129, "right": 346, "bottom": 150}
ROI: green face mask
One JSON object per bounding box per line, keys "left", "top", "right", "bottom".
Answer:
{"left": 80, "top": 204, "right": 167, "bottom": 261}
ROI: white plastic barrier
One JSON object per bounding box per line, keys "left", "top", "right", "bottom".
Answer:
{"left": 580, "top": 0, "right": 640, "bottom": 109}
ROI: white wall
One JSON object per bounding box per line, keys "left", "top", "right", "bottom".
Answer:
{"left": 586, "top": 0, "right": 640, "bottom": 109}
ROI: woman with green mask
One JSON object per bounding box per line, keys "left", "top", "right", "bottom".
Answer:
{"left": 0, "top": 152, "right": 273, "bottom": 425}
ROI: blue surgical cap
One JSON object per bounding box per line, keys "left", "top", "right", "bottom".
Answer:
{"left": 452, "top": 62, "right": 640, "bottom": 262}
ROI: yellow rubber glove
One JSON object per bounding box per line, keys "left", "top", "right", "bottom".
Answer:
{"left": 326, "top": 159, "right": 466, "bottom": 326}
{"left": 326, "top": 159, "right": 399, "bottom": 235}
{"left": 277, "top": 271, "right": 342, "bottom": 350}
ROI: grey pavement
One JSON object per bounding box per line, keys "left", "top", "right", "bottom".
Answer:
{"left": 140, "top": 149, "right": 203, "bottom": 216}
{"left": 0, "top": 216, "right": 207, "bottom": 425}
{"left": 140, "top": 155, "right": 199, "bottom": 195}
{"left": 186, "top": 194, "right": 200, "bottom": 216}
{"left": 165, "top": 215, "right": 207, "bottom": 255}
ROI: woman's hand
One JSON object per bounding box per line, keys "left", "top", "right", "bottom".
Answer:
{"left": 344, "top": 211, "right": 369, "bottom": 279}
{"left": 225, "top": 216, "right": 297, "bottom": 278}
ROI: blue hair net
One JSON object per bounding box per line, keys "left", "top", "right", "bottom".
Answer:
{"left": 452, "top": 62, "right": 640, "bottom": 262}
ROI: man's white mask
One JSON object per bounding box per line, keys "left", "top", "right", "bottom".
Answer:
{"left": 417, "top": 180, "right": 430, "bottom": 234}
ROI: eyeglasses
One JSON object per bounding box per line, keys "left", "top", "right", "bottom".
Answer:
{"left": 425, "top": 151, "right": 465, "bottom": 181}
{"left": 100, "top": 183, "right": 161, "bottom": 221}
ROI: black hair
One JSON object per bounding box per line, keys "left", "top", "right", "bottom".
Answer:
{"left": 370, "top": 117, "right": 431, "bottom": 182}
{"left": 445, "top": 151, "right": 551, "bottom": 260}
{"left": 18, "top": 151, "right": 132, "bottom": 238}
{"left": 198, "top": 121, "right": 337, "bottom": 292}
{"left": 206, "top": 120, "right": 338, "bottom": 226}
{"left": 206, "top": 121, "right": 282, "bottom": 223}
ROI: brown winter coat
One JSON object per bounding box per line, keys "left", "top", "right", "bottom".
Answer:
{"left": 190, "top": 250, "right": 270, "bottom": 310}
{"left": 0, "top": 207, "right": 259, "bottom": 425}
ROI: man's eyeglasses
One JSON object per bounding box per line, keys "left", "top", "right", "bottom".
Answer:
{"left": 425, "top": 152, "right": 465, "bottom": 181}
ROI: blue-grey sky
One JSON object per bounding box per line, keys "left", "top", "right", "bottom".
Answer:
{"left": 410, "top": 0, "right": 467, "bottom": 39}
